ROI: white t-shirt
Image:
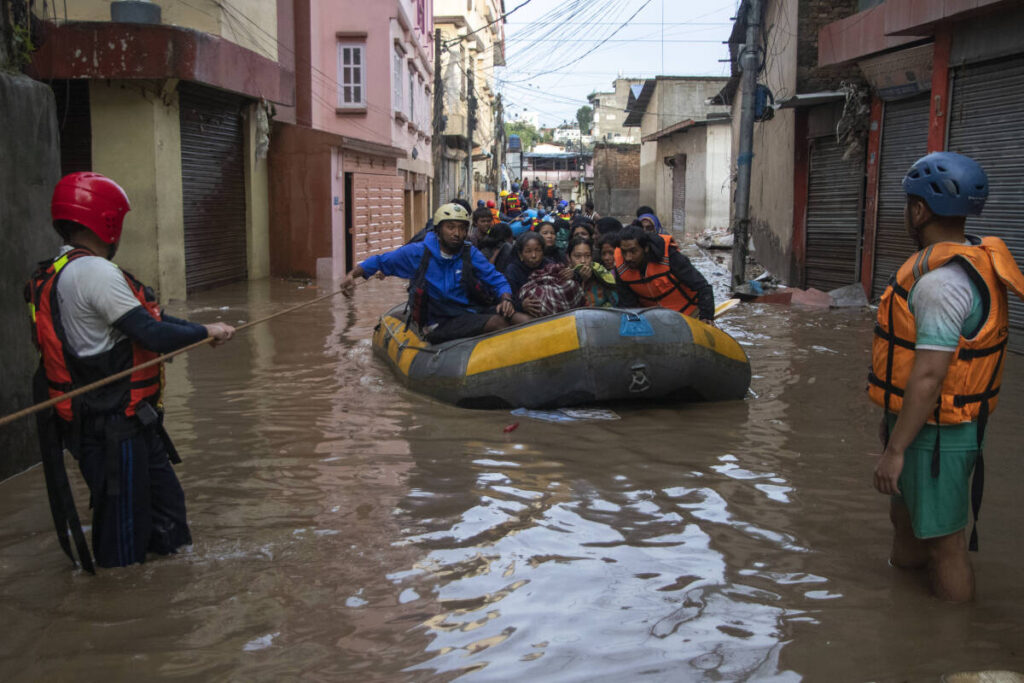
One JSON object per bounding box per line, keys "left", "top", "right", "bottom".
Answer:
{"left": 54, "top": 246, "right": 144, "bottom": 357}
{"left": 908, "top": 258, "right": 982, "bottom": 352}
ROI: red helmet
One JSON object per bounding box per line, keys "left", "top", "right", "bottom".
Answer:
{"left": 51, "top": 172, "right": 131, "bottom": 244}
{"left": 486, "top": 200, "right": 496, "bottom": 208}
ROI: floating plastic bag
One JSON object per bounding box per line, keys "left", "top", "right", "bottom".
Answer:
{"left": 510, "top": 407, "right": 621, "bottom": 423}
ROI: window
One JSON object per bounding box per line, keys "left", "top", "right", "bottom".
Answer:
{"left": 337, "top": 43, "right": 365, "bottom": 107}
{"left": 393, "top": 48, "right": 404, "bottom": 113}
{"left": 409, "top": 71, "right": 416, "bottom": 121}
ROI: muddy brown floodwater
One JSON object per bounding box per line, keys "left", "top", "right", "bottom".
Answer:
{"left": 1, "top": 276, "right": 1023, "bottom": 681}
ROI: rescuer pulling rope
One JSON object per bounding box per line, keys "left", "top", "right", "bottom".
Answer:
{"left": 18, "top": 173, "right": 350, "bottom": 573}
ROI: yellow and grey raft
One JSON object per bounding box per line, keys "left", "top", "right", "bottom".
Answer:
{"left": 372, "top": 304, "right": 751, "bottom": 409}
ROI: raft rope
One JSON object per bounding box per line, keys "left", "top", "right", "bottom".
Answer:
{"left": 0, "top": 285, "right": 353, "bottom": 430}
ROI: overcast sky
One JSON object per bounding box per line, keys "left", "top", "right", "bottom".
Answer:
{"left": 496, "top": 0, "right": 739, "bottom": 129}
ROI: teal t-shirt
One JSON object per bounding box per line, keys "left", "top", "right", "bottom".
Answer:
{"left": 888, "top": 258, "right": 984, "bottom": 452}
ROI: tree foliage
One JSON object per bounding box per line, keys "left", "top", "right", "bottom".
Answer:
{"left": 504, "top": 120, "right": 552, "bottom": 150}
{"left": 576, "top": 106, "right": 594, "bottom": 135}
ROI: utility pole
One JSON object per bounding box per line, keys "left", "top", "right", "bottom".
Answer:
{"left": 465, "top": 61, "right": 477, "bottom": 201}
{"left": 493, "top": 94, "right": 504, "bottom": 196}
{"left": 432, "top": 28, "right": 444, "bottom": 212}
{"left": 731, "top": 0, "right": 763, "bottom": 289}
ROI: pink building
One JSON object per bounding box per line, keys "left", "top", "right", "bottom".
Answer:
{"left": 271, "top": 0, "right": 434, "bottom": 279}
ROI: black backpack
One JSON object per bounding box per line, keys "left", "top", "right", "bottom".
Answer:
{"left": 406, "top": 245, "right": 497, "bottom": 327}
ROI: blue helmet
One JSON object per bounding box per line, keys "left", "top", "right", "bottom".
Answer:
{"left": 512, "top": 183, "right": 520, "bottom": 192}
{"left": 559, "top": 200, "right": 568, "bottom": 210}
{"left": 902, "top": 152, "right": 988, "bottom": 217}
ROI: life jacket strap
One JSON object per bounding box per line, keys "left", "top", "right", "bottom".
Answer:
{"left": 873, "top": 323, "right": 915, "bottom": 350}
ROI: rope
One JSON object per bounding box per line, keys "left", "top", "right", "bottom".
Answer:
{"left": 0, "top": 286, "right": 350, "bottom": 430}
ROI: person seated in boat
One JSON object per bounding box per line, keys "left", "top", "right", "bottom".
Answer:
{"left": 564, "top": 236, "right": 626, "bottom": 309}
{"left": 505, "top": 232, "right": 556, "bottom": 318}
{"left": 511, "top": 234, "right": 586, "bottom": 317}
{"left": 479, "top": 222, "right": 514, "bottom": 273}
{"left": 534, "top": 219, "right": 568, "bottom": 265}
{"left": 340, "top": 203, "right": 532, "bottom": 343}
{"left": 614, "top": 225, "right": 715, "bottom": 325}
{"left": 637, "top": 212, "right": 667, "bottom": 235}
{"left": 469, "top": 207, "right": 494, "bottom": 247}
{"left": 595, "top": 216, "right": 623, "bottom": 237}
{"left": 569, "top": 220, "right": 594, "bottom": 242}
{"left": 596, "top": 232, "right": 619, "bottom": 272}
{"left": 553, "top": 217, "right": 573, "bottom": 254}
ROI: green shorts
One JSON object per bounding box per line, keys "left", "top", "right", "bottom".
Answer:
{"left": 894, "top": 445, "right": 978, "bottom": 539}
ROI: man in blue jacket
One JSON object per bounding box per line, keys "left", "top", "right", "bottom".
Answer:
{"left": 340, "top": 203, "right": 532, "bottom": 343}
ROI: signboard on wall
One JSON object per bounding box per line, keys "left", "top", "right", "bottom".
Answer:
{"left": 859, "top": 43, "right": 933, "bottom": 101}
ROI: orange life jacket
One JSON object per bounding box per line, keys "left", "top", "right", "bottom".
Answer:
{"left": 545, "top": 187, "right": 554, "bottom": 199}
{"left": 489, "top": 208, "right": 500, "bottom": 221}
{"left": 869, "top": 236, "right": 1024, "bottom": 426}
{"left": 25, "top": 248, "right": 164, "bottom": 422}
{"left": 614, "top": 236, "right": 700, "bottom": 316}
{"left": 506, "top": 194, "right": 521, "bottom": 212}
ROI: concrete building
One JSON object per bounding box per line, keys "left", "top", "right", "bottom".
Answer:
{"left": 624, "top": 77, "right": 731, "bottom": 236}
{"left": 818, "top": 0, "right": 1024, "bottom": 350}
{"left": 434, "top": 0, "right": 506, "bottom": 205}
{"left": 269, "top": 0, "right": 434, "bottom": 280}
{"left": 27, "top": 0, "right": 292, "bottom": 299}
{"left": 587, "top": 78, "right": 645, "bottom": 144}
{"left": 714, "top": 0, "right": 864, "bottom": 290}
{"left": 640, "top": 118, "right": 732, "bottom": 238}
{"left": 591, "top": 143, "right": 641, "bottom": 222}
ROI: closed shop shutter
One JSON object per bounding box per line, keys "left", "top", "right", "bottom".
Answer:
{"left": 805, "top": 136, "right": 865, "bottom": 291}
{"left": 871, "top": 94, "right": 930, "bottom": 298}
{"left": 51, "top": 80, "right": 91, "bottom": 176}
{"left": 948, "top": 54, "right": 1024, "bottom": 352}
{"left": 351, "top": 172, "right": 405, "bottom": 262}
{"left": 671, "top": 156, "right": 686, "bottom": 232}
{"left": 179, "top": 83, "right": 248, "bottom": 293}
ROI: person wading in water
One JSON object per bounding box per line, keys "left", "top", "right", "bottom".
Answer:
{"left": 27, "top": 172, "right": 235, "bottom": 570}
{"left": 870, "top": 152, "right": 1024, "bottom": 602}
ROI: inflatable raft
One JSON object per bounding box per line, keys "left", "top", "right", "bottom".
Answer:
{"left": 372, "top": 305, "right": 751, "bottom": 409}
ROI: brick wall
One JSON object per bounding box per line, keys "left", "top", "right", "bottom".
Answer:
{"left": 797, "top": 0, "right": 864, "bottom": 91}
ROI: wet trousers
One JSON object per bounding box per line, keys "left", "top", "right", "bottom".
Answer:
{"left": 71, "top": 416, "right": 191, "bottom": 568}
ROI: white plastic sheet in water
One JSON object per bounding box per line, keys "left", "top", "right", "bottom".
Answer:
{"left": 510, "top": 408, "right": 621, "bottom": 423}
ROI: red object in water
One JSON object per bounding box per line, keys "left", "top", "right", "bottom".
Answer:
{"left": 503, "top": 422, "right": 520, "bottom": 433}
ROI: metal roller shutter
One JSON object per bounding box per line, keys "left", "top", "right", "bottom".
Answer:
{"left": 948, "top": 54, "right": 1024, "bottom": 352}
{"left": 805, "top": 137, "right": 865, "bottom": 291}
{"left": 352, "top": 172, "right": 405, "bottom": 262}
{"left": 179, "top": 83, "right": 248, "bottom": 293}
{"left": 871, "top": 94, "right": 930, "bottom": 298}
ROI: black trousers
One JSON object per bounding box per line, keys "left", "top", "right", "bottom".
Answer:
{"left": 71, "top": 416, "right": 191, "bottom": 568}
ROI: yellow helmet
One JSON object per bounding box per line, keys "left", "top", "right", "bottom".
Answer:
{"left": 500, "top": 190, "right": 509, "bottom": 197}
{"left": 433, "top": 203, "right": 470, "bottom": 227}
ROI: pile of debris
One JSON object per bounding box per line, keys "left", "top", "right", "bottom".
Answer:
{"left": 695, "top": 227, "right": 734, "bottom": 250}
{"left": 734, "top": 276, "right": 870, "bottom": 309}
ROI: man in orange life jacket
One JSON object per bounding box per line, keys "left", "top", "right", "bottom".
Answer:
{"left": 870, "top": 152, "right": 1024, "bottom": 602}
{"left": 26, "top": 172, "right": 235, "bottom": 571}
{"left": 614, "top": 225, "right": 715, "bottom": 324}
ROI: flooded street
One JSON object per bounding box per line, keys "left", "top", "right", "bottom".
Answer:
{"left": 1, "top": 276, "right": 1023, "bottom": 681}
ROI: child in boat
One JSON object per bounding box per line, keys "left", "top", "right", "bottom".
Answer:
{"left": 535, "top": 219, "right": 568, "bottom": 265}
{"left": 564, "top": 236, "right": 624, "bottom": 309}
{"left": 505, "top": 232, "right": 553, "bottom": 318}
{"left": 596, "top": 232, "right": 618, "bottom": 272}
